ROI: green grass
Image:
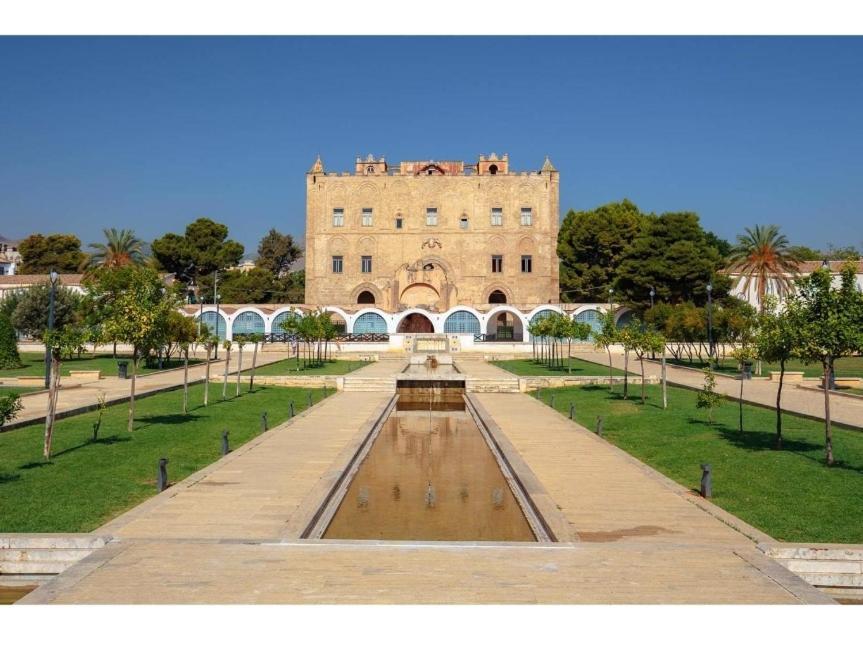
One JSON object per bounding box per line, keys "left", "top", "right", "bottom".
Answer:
{"left": 244, "top": 358, "right": 370, "bottom": 376}
{"left": 0, "top": 383, "right": 328, "bottom": 532}
{"left": 0, "top": 386, "right": 40, "bottom": 396}
{"left": 534, "top": 383, "right": 863, "bottom": 543}
{"left": 0, "top": 352, "right": 202, "bottom": 378}
{"left": 667, "top": 355, "right": 863, "bottom": 378}
{"left": 492, "top": 357, "right": 628, "bottom": 377}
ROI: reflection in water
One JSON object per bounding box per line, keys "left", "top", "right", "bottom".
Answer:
{"left": 323, "top": 408, "right": 536, "bottom": 542}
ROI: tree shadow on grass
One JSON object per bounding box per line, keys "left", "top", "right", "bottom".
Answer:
{"left": 714, "top": 423, "right": 823, "bottom": 454}
{"left": 135, "top": 413, "right": 201, "bottom": 428}
{"left": 52, "top": 435, "right": 132, "bottom": 459}
{"left": 0, "top": 472, "right": 21, "bottom": 484}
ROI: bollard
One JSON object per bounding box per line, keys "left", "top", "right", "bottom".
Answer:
{"left": 221, "top": 430, "right": 230, "bottom": 455}
{"left": 307, "top": 391, "right": 313, "bottom": 408}
{"left": 261, "top": 411, "right": 268, "bottom": 432}
{"left": 596, "top": 416, "right": 604, "bottom": 437}
{"left": 323, "top": 384, "right": 328, "bottom": 398}
{"left": 537, "top": 387, "right": 542, "bottom": 402}
{"left": 289, "top": 401, "right": 295, "bottom": 418}
{"left": 550, "top": 394, "right": 555, "bottom": 409}
{"left": 569, "top": 402, "right": 574, "bottom": 420}
{"left": 700, "top": 463, "right": 713, "bottom": 499}
{"left": 157, "top": 457, "right": 169, "bottom": 492}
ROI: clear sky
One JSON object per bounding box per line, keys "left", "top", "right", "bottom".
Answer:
{"left": 1, "top": 36, "right": 861, "bottom": 256}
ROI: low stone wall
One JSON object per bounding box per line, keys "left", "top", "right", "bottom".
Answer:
{"left": 0, "top": 534, "right": 110, "bottom": 575}
{"left": 761, "top": 543, "right": 863, "bottom": 601}
{"left": 519, "top": 375, "right": 660, "bottom": 392}
{"left": 211, "top": 375, "right": 341, "bottom": 389}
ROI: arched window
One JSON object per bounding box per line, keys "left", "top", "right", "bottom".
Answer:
{"left": 489, "top": 289, "right": 507, "bottom": 304}
{"left": 272, "top": 310, "right": 298, "bottom": 335}
{"left": 197, "top": 311, "right": 228, "bottom": 340}
{"left": 232, "top": 311, "right": 265, "bottom": 337}
{"left": 443, "top": 310, "right": 480, "bottom": 335}
{"left": 615, "top": 310, "right": 636, "bottom": 329}
{"left": 529, "top": 309, "right": 557, "bottom": 340}
{"left": 353, "top": 312, "right": 387, "bottom": 334}
{"left": 575, "top": 309, "right": 602, "bottom": 338}
{"left": 357, "top": 290, "right": 376, "bottom": 305}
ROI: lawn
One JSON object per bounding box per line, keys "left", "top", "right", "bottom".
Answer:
{"left": 0, "top": 383, "right": 328, "bottom": 532}
{"left": 0, "top": 386, "right": 40, "bottom": 396}
{"left": 0, "top": 352, "right": 202, "bottom": 378}
{"left": 533, "top": 383, "right": 863, "bottom": 543}
{"left": 243, "top": 358, "right": 370, "bottom": 376}
{"left": 667, "top": 355, "right": 863, "bottom": 378}
{"left": 492, "top": 357, "right": 627, "bottom": 377}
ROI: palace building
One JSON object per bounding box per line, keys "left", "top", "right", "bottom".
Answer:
{"left": 303, "top": 154, "right": 561, "bottom": 328}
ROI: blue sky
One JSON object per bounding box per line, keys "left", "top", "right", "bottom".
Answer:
{"left": 0, "top": 36, "right": 861, "bottom": 256}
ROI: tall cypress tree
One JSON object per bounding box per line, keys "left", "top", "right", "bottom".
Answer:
{"left": 0, "top": 313, "right": 22, "bottom": 369}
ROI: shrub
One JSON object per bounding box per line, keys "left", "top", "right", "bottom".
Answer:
{"left": 0, "top": 313, "right": 22, "bottom": 369}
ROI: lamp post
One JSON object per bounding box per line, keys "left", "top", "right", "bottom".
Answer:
{"left": 608, "top": 287, "right": 614, "bottom": 312}
{"left": 649, "top": 286, "right": 655, "bottom": 309}
{"left": 44, "top": 269, "right": 60, "bottom": 389}
{"left": 706, "top": 281, "right": 714, "bottom": 366}
{"left": 213, "top": 270, "right": 220, "bottom": 360}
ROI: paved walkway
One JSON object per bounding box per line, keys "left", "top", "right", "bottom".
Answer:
{"left": 575, "top": 351, "right": 863, "bottom": 429}
{"left": 6, "top": 352, "right": 292, "bottom": 429}
{"left": 19, "top": 382, "right": 828, "bottom": 603}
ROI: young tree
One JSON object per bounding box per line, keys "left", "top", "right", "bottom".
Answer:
{"left": 792, "top": 266, "right": 863, "bottom": 465}
{"left": 18, "top": 233, "right": 87, "bottom": 273}
{"left": 593, "top": 310, "right": 619, "bottom": 391}
{"left": 234, "top": 335, "right": 247, "bottom": 397}
{"left": 617, "top": 320, "right": 642, "bottom": 400}
{"left": 755, "top": 296, "right": 801, "bottom": 449}
{"left": 41, "top": 326, "right": 78, "bottom": 458}
{"left": 0, "top": 312, "right": 22, "bottom": 369}
{"left": 221, "top": 339, "right": 232, "bottom": 399}
{"left": 633, "top": 325, "right": 665, "bottom": 405}
{"left": 246, "top": 332, "right": 264, "bottom": 391}
{"left": 201, "top": 332, "right": 216, "bottom": 407}
{"left": 729, "top": 342, "right": 756, "bottom": 433}
{"left": 163, "top": 312, "right": 197, "bottom": 414}
{"left": 564, "top": 318, "right": 592, "bottom": 374}
{"left": 695, "top": 367, "right": 723, "bottom": 425}
{"left": 99, "top": 266, "right": 179, "bottom": 432}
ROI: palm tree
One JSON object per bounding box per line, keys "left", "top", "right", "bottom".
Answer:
{"left": 87, "top": 228, "right": 146, "bottom": 268}
{"left": 727, "top": 225, "right": 801, "bottom": 312}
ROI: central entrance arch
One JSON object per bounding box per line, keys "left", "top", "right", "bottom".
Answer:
{"left": 397, "top": 312, "right": 434, "bottom": 333}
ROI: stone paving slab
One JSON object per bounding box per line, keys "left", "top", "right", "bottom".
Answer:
{"left": 21, "top": 539, "right": 826, "bottom": 604}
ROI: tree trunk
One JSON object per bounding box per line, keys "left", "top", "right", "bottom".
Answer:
{"left": 823, "top": 358, "right": 834, "bottom": 465}
{"left": 738, "top": 376, "right": 744, "bottom": 433}
{"left": 568, "top": 340, "right": 572, "bottom": 374}
{"left": 640, "top": 356, "right": 646, "bottom": 404}
{"left": 607, "top": 347, "right": 613, "bottom": 391}
{"left": 222, "top": 348, "right": 230, "bottom": 399}
{"left": 127, "top": 347, "right": 137, "bottom": 433}
{"left": 182, "top": 348, "right": 189, "bottom": 415}
{"left": 623, "top": 350, "right": 629, "bottom": 400}
{"left": 203, "top": 349, "right": 211, "bottom": 406}
{"left": 42, "top": 352, "right": 61, "bottom": 460}
{"left": 775, "top": 359, "right": 784, "bottom": 449}
{"left": 236, "top": 346, "right": 243, "bottom": 397}
{"left": 249, "top": 342, "right": 258, "bottom": 392}
{"left": 661, "top": 349, "right": 668, "bottom": 410}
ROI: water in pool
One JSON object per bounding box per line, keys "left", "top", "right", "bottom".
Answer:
{"left": 323, "top": 401, "right": 536, "bottom": 542}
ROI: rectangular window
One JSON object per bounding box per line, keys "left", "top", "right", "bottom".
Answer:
{"left": 362, "top": 208, "right": 373, "bottom": 227}
{"left": 426, "top": 207, "right": 438, "bottom": 226}
{"left": 332, "top": 208, "right": 344, "bottom": 227}
{"left": 332, "top": 255, "right": 343, "bottom": 273}
{"left": 491, "top": 207, "right": 503, "bottom": 226}
{"left": 491, "top": 255, "right": 503, "bottom": 273}
{"left": 395, "top": 217, "right": 403, "bottom": 229}
{"left": 521, "top": 255, "right": 533, "bottom": 273}
{"left": 361, "top": 255, "right": 372, "bottom": 273}
{"left": 459, "top": 216, "right": 469, "bottom": 230}
{"left": 520, "top": 207, "right": 533, "bottom": 226}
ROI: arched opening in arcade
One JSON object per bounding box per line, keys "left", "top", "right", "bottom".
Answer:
{"left": 352, "top": 312, "right": 387, "bottom": 335}
{"left": 326, "top": 311, "right": 347, "bottom": 334}
{"left": 397, "top": 312, "right": 435, "bottom": 334}
{"left": 485, "top": 310, "right": 524, "bottom": 341}
{"left": 488, "top": 290, "right": 507, "bottom": 304}
{"left": 575, "top": 309, "right": 603, "bottom": 339}
{"left": 356, "top": 290, "right": 376, "bottom": 305}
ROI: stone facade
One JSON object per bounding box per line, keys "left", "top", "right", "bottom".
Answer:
{"left": 304, "top": 154, "right": 560, "bottom": 315}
